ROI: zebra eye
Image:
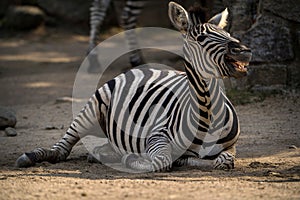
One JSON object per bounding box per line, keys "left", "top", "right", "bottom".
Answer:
{"left": 197, "top": 35, "right": 206, "bottom": 42}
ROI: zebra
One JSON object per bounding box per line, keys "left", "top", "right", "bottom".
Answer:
{"left": 16, "top": 2, "right": 252, "bottom": 171}
{"left": 88, "top": 0, "right": 146, "bottom": 72}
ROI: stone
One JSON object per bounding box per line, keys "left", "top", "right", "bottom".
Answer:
{"left": 298, "top": 31, "right": 300, "bottom": 46}
{"left": 4, "top": 6, "right": 45, "bottom": 30}
{"left": 239, "top": 14, "right": 294, "bottom": 63}
{"left": 5, "top": 127, "right": 17, "bottom": 137}
{"left": 36, "top": 0, "right": 118, "bottom": 26}
{"left": 0, "top": 0, "right": 11, "bottom": 17}
{"left": 0, "top": 106, "right": 17, "bottom": 129}
{"left": 288, "top": 145, "right": 297, "bottom": 149}
{"left": 45, "top": 125, "right": 58, "bottom": 130}
{"left": 37, "top": 0, "right": 91, "bottom": 24}
{"left": 223, "top": 0, "right": 259, "bottom": 32}
{"left": 287, "top": 62, "right": 300, "bottom": 88}
{"left": 55, "top": 97, "right": 84, "bottom": 103}
{"left": 247, "top": 64, "right": 287, "bottom": 87}
{"left": 263, "top": 0, "right": 300, "bottom": 23}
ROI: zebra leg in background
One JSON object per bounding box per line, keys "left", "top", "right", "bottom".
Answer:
{"left": 87, "top": 142, "right": 122, "bottom": 163}
{"left": 88, "top": 0, "right": 111, "bottom": 53}
{"left": 87, "top": 0, "right": 111, "bottom": 73}
{"left": 122, "top": 133, "right": 172, "bottom": 172}
{"left": 121, "top": 0, "right": 146, "bottom": 67}
{"left": 16, "top": 91, "right": 108, "bottom": 168}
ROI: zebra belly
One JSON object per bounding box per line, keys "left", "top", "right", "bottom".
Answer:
{"left": 104, "top": 68, "right": 187, "bottom": 155}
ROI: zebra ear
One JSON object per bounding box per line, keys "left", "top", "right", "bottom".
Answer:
{"left": 208, "top": 8, "right": 228, "bottom": 29}
{"left": 168, "top": 2, "right": 190, "bottom": 33}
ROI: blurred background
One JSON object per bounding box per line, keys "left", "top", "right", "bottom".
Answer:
{"left": 0, "top": 2, "right": 300, "bottom": 197}
{"left": 0, "top": 0, "right": 300, "bottom": 106}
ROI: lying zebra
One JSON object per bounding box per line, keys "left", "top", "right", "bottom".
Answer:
{"left": 16, "top": 2, "right": 252, "bottom": 172}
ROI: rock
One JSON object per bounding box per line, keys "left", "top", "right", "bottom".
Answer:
{"left": 263, "top": 0, "right": 300, "bottom": 23}
{"left": 45, "top": 125, "right": 59, "bottom": 130}
{"left": 0, "top": 0, "right": 12, "bottom": 17}
{"left": 37, "top": 0, "right": 92, "bottom": 24}
{"left": 298, "top": 31, "right": 300, "bottom": 46}
{"left": 223, "top": 0, "right": 258, "bottom": 32}
{"left": 56, "top": 97, "right": 74, "bottom": 103}
{"left": 288, "top": 145, "right": 297, "bottom": 149}
{"left": 5, "top": 127, "right": 17, "bottom": 137}
{"left": 239, "top": 14, "right": 294, "bottom": 63}
{"left": 247, "top": 64, "right": 287, "bottom": 87}
{"left": 249, "top": 161, "right": 276, "bottom": 168}
{"left": 0, "top": 106, "right": 17, "bottom": 129}
{"left": 267, "top": 171, "right": 282, "bottom": 177}
{"left": 55, "top": 96, "right": 85, "bottom": 103}
{"left": 3, "top": 6, "right": 45, "bottom": 30}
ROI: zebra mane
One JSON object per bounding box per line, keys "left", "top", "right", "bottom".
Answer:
{"left": 188, "top": 3, "right": 208, "bottom": 25}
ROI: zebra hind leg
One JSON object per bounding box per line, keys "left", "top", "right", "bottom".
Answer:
{"left": 16, "top": 146, "right": 70, "bottom": 168}
{"left": 87, "top": 142, "right": 121, "bottom": 164}
{"left": 16, "top": 126, "right": 79, "bottom": 168}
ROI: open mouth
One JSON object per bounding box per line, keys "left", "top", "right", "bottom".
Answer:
{"left": 225, "top": 55, "right": 249, "bottom": 73}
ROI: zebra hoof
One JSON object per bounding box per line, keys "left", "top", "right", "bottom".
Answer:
{"left": 15, "top": 153, "right": 35, "bottom": 168}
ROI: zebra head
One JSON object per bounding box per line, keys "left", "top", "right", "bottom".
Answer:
{"left": 168, "top": 2, "right": 252, "bottom": 79}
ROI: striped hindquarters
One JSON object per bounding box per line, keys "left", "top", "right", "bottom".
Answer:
{"left": 105, "top": 68, "right": 188, "bottom": 155}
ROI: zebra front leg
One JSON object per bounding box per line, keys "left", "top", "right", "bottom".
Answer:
{"left": 174, "top": 146, "right": 236, "bottom": 170}
{"left": 213, "top": 145, "right": 236, "bottom": 170}
{"left": 122, "top": 133, "right": 172, "bottom": 172}
{"left": 174, "top": 156, "right": 214, "bottom": 169}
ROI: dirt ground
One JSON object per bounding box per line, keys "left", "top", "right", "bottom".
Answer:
{"left": 0, "top": 28, "right": 299, "bottom": 200}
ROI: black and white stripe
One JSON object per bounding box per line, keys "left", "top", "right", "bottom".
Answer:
{"left": 16, "top": 2, "right": 251, "bottom": 171}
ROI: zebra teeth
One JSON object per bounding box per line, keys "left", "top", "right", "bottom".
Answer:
{"left": 233, "top": 61, "right": 249, "bottom": 72}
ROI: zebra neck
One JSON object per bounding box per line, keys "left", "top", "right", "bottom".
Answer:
{"left": 183, "top": 60, "right": 227, "bottom": 133}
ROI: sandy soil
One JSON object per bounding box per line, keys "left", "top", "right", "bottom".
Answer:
{"left": 0, "top": 28, "right": 299, "bottom": 200}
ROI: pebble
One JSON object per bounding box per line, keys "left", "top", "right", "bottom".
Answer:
{"left": 45, "top": 125, "right": 58, "bottom": 130}
{"left": 288, "top": 145, "right": 297, "bottom": 149}
{"left": 0, "top": 106, "right": 17, "bottom": 129}
{"left": 5, "top": 127, "right": 17, "bottom": 137}
{"left": 55, "top": 96, "right": 85, "bottom": 104}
